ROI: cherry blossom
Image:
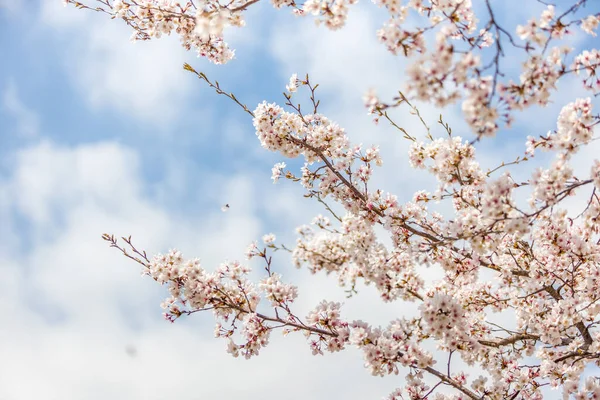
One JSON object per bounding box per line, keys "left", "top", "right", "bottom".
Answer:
{"left": 76, "top": 0, "right": 600, "bottom": 398}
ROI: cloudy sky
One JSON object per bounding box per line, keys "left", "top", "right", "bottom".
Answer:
{"left": 1, "top": 1, "right": 599, "bottom": 399}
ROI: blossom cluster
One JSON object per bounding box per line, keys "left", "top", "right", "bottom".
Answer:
{"left": 70, "top": 0, "right": 599, "bottom": 137}
{"left": 86, "top": 0, "right": 600, "bottom": 398}
{"left": 66, "top": 0, "right": 243, "bottom": 63}
{"left": 254, "top": 83, "right": 600, "bottom": 398}
{"left": 101, "top": 81, "right": 600, "bottom": 398}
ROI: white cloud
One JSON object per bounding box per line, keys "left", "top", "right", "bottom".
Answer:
{"left": 38, "top": 1, "right": 199, "bottom": 126}
{"left": 270, "top": 6, "right": 404, "bottom": 101}
{"left": 0, "top": 0, "right": 24, "bottom": 13}
{"left": 2, "top": 80, "right": 39, "bottom": 137}
{"left": 1, "top": 139, "right": 415, "bottom": 399}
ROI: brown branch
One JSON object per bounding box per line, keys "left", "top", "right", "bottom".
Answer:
{"left": 229, "top": 0, "right": 261, "bottom": 12}
{"left": 478, "top": 333, "right": 539, "bottom": 348}
{"left": 545, "top": 285, "right": 594, "bottom": 347}
{"left": 423, "top": 366, "right": 479, "bottom": 399}
{"left": 228, "top": 304, "right": 337, "bottom": 337}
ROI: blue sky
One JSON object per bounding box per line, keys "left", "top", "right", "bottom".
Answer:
{"left": 1, "top": 1, "right": 599, "bottom": 399}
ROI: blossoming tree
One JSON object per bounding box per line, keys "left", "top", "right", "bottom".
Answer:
{"left": 67, "top": 0, "right": 600, "bottom": 398}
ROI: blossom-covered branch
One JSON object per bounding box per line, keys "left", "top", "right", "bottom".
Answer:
{"left": 68, "top": 0, "right": 599, "bottom": 136}
{"left": 70, "top": 0, "right": 600, "bottom": 398}
{"left": 101, "top": 68, "right": 600, "bottom": 397}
